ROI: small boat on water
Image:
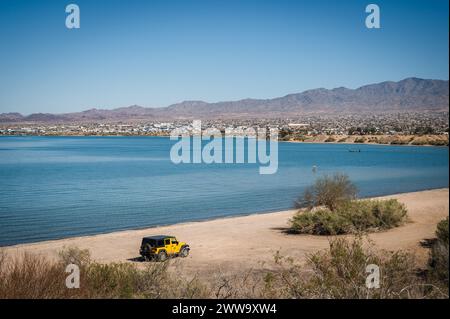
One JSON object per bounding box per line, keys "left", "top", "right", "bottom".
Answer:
{"left": 348, "top": 148, "right": 361, "bottom": 153}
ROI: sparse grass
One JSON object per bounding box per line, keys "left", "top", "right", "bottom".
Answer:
{"left": 0, "top": 246, "right": 208, "bottom": 299}
{"left": 263, "top": 237, "right": 448, "bottom": 299}
{"left": 0, "top": 252, "right": 71, "bottom": 298}
{"left": 58, "top": 246, "right": 91, "bottom": 266}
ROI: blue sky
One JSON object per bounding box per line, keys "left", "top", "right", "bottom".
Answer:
{"left": 0, "top": 0, "right": 448, "bottom": 114}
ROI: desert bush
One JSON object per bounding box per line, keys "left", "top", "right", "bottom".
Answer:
{"left": 354, "top": 137, "right": 366, "bottom": 143}
{"left": 390, "top": 138, "right": 409, "bottom": 145}
{"left": 0, "top": 248, "right": 208, "bottom": 299}
{"left": 290, "top": 208, "right": 352, "bottom": 235}
{"left": 0, "top": 252, "right": 71, "bottom": 298}
{"left": 84, "top": 262, "right": 142, "bottom": 298}
{"left": 375, "top": 136, "right": 391, "bottom": 144}
{"left": 290, "top": 199, "right": 408, "bottom": 235}
{"left": 428, "top": 139, "right": 448, "bottom": 146}
{"left": 296, "top": 173, "right": 358, "bottom": 211}
{"left": 264, "top": 237, "right": 446, "bottom": 299}
{"left": 58, "top": 246, "right": 91, "bottom": 267}
{"left": 436, "top": 217, "right": 449, "bottom": 243}
{"left": 324, "top": 137, "right": 336, "bottom": 143}
{"left": 428, "top": 218, "right": 449, "bottom": 290}
{"left": 411, "top": 138, "right": 427, "bottom": 145}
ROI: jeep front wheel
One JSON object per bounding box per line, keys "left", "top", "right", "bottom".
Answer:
{"left": 157, "top": 250, "right": 168, "bottom": 262}
{"left": 180, "top": 246, "right": 189, "bottom": 258}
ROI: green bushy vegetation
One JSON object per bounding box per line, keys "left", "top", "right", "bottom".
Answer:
{"left": 427, "top": 217, "right": 449, "bottom": 292}
{"left": 291, "top": 174, "right": 408, "bottom": 235}
{"left": 291, "top": 199, "right": 408, "bottom": 235}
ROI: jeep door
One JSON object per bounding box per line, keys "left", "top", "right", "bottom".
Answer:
{"left": 170, "top": 238, "right": 179, "bottom": 253}
{"left": 164, "top": 238, "right": 173, "bottom": 255}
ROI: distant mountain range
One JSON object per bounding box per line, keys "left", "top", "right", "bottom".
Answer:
{"left": 1, "top": 77, "right": 448, "bottom": 123}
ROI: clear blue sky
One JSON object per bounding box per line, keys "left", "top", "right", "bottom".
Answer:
{"left": 0, "top": 0, "right": 448, "bottom": 114}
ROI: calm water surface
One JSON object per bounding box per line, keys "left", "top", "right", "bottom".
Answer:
{"left": 0, "top": 136, "right": 448, "bottom": 245}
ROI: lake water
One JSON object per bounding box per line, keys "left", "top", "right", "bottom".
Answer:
{"left": 0, "top": 136, "right": 448, "bottom": 246}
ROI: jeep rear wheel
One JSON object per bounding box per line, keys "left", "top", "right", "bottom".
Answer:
{"left": 180, "top": 246, "right": 189, "bottom": 257}
{"left": 157, "top": 250, "right": 168, "bottom": 262}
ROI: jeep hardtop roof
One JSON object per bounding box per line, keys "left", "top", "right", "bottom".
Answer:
{"left": 142, "top": 235, "right": 175, "bottom": 240}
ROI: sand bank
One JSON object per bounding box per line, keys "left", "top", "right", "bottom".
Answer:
{"left": 3, "top": 188, "right": 448, "bottom": 279}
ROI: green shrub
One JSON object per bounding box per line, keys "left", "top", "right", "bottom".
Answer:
{"left": 348, "top": 199, "right": 408, "bottom": 230}
{"left": 290, "top": 209, "right": 352, "bottom": 235}
{"left": 290, "top": 199, "right": 408, "bottom": 235}
{"left": 58, "top": 246, "right": 91, "bottom": 267}
{"left": 428, "top": 218, "right": 449, "bottom": 290}
{"left": 436, "top": 217, "right": 449, "bottom": 244}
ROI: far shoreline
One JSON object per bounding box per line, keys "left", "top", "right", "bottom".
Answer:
{"left": 0, "top": 134, "right": 448, "bottom": 147}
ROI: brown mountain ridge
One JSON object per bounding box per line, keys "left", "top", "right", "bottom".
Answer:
{"left": 1, "top": 77, "right": 448, "bottom": 123}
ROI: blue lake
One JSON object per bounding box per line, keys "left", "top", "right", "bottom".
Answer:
{"left": 0, "top": 136, "right": 448, "bottom": 246}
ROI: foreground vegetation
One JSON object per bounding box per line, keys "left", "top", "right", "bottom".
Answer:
{"left": 428, "top": 217, "right": 449, "bottom": 289}
{"left": 0, "top": 218, "right": 448, "bottom": 299}
{"left": 0, "top": 247, "right": 208, "bottom": 299}
{"left": 291, "top": 174, "right": 408, "bottom": 235}
{"left": 1, "top": 234, "right": 447, "bottom": 299}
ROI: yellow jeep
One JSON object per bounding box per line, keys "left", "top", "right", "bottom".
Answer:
{"left": 139, "top": 235, "right": 190, "bottom": 261}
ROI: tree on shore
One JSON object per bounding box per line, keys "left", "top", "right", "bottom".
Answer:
{"left": 295, "top": 173, "right": 358, "bottom": 211}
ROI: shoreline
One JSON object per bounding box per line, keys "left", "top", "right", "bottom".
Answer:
{"left": 3, "top": 188, "right": 448, "bottom": 279}
{"left": 3, "top": 187, "right": 448, "bottom": 249}
{"left": 0, "top": 134, "right": 448, "bottom": 147}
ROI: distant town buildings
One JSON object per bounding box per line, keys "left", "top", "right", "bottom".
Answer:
{"left": 0, "top": 112, "right": 448, "bottom": 140}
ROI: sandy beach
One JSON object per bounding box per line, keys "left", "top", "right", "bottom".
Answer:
{"left": 3, "top": 188, "right": 449, "bottom": 280}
